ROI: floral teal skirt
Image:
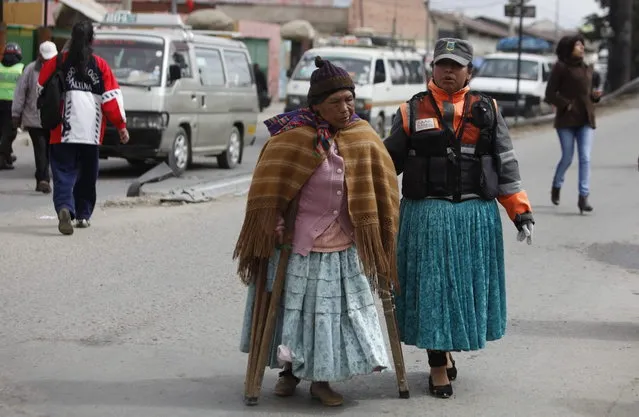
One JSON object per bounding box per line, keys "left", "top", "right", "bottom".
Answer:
{"left": 395, "top": 198, "right": 507, "bottom": 352}
{"left": 239, "top": 246, "right": 390, "bottom": 382}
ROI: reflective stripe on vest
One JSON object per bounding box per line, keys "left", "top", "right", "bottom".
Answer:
{"left": 0, "top": 63, "right": 25, "bottom": 101}
{"left": 400, "top": 92, "right": 482, "bottom": 147}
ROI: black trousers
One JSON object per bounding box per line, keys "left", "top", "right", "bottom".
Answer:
{"left": 50, "top": 143, "right": 99, "bottom": 220}
{"left": 0, "top": 100, "right": 17, "bottom": 158}
{"left": 27, "top": 128, "right": 51, "bottom": 182}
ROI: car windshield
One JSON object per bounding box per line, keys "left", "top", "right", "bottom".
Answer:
{"left": 93, "top": 38, "right": 165, "bottom": 87}
{"left": 292, "top": 55, "right": 371, "bottom": 85}
{"left": 476, "top": 59, "right": 539, "bottom": 81}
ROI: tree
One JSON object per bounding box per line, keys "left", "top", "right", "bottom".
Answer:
{"left": 586, "top": 0, "right": 635, "bottom": 90}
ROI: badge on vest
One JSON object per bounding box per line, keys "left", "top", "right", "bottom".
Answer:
{"left": 415, "top": 118, "right": 438, "bottom": 132}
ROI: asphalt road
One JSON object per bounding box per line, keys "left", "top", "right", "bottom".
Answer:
{"left": 0, "top": 100, "right": 638, "bottom": 417}
{"left": 0, "top": 105, "right": 279, "bottom": 214}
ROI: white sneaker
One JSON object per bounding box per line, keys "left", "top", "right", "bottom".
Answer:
{"left": 75, "top": 219, "right": 91, "bottom": 228}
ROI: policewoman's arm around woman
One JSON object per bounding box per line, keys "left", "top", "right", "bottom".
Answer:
{"left": 383, "top": 38, "right": 535, "bottom": 399}
{"left": 235, "top": 56, "right": 400, "bottom": 407}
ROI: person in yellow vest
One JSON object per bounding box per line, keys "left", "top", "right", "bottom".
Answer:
{"left": 384, "top": 38, "right": 535, "bottom": 399}
{"left": 0, "top": 43, "right": 24, "bottom": 169}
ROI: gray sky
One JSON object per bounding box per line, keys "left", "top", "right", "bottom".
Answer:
{"left": 429, "top": 0, "right": 603, "bottom": 29}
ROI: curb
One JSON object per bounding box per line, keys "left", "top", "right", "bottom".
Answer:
{"left": 159, "top": 175, "right": 252, "bottom": 203}
{"left": 101, "top": 175, "right": 253, "bottom": 208}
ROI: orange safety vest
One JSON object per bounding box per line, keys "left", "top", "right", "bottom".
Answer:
{"left": 399, "top": 90, "right": 490, "bottom": 145}
{"left": 397, "top": 90, "right": 499, "bottom": 202}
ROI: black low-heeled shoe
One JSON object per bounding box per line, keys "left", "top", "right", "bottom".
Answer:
{"left": 428, "top": 376, "right": 453, "bottom": 399}
{"left": 447, "top": 356, "right": 457, "bottom": 381}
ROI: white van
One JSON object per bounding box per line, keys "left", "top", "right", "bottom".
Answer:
{"left": 470, "top": 52, "right": 556, "bottom": 118}
{"left": 94, "top": 12, "right": 259, "bottom": 175}
{"left": 284, "top": 36, "right": 426, "bottom": 135}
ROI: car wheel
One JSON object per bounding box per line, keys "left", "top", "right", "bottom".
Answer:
{"left": 167, "top": 127, "right": 190, "bottom": 176}
{"left": 217, "top": 127, "right": 242, "bottom": 169}
{"left": 375, "top": 114, "right": 386, "bottom": 137}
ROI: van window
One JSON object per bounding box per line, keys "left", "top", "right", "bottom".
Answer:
{"left": 476, "top": 58, "right": 539, "bottom": 81}
{"left": 389, "top": 60, "right": 406, "bottom": 84}
{"left": 542, "top": 63, "right": 550, "bottom": 81}
{"left": 93, "top": 38, "right": 164, "bottom": 87}
{"left": 292, "top": 55, "right": 371, "bottom": 85}
{"left": 195, "top": 47, "right": 226, "bottom": 86}
{"left": 374, "top": 59, "right": 386, "bottom": 83}
{"left": 407, "top": 60, "right": 425, "bottom": 84}
{"left": 169, "top": 41, "right": 192, "bottom": 78}
{"left": 223, "top": 50, "right": 253, "bottom": 87}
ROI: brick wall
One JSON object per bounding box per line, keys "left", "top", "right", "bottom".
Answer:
{"left": 349, "top": 0, "right": 432, "bottom": 46}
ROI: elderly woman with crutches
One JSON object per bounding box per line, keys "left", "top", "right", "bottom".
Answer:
{"left": 235, "top": 56, "right": 408, "bottom": 407}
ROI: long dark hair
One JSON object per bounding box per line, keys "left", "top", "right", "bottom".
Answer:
{"left": 555, "top": 34, "right": 585, "bottom": 63}
{"left": 67, "top": 20, "right": 94, "bottom": 81}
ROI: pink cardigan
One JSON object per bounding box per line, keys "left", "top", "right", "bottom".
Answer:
{"left": 292, "top": 142, "right": 354, "bottom": 256}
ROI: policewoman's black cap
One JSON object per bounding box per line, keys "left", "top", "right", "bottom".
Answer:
{"left": 433, "top": 38, "right": 474, "bottom": 66}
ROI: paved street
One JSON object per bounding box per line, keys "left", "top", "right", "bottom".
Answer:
{"left": 0, "top": 103, "right": 282, "bottom": 214}
{"left": 0, "top": 99, "right": 638, "bottom": 417}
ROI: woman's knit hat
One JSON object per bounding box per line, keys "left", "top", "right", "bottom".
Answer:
{"left": 307, "top": 56, "right": 355, "bottom": 105}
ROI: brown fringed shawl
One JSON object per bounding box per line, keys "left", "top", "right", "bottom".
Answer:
{"left": 233, "top": 120, "right": 400, "bottom": 290}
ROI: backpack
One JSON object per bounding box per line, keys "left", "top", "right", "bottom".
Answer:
{"left": 37, "top": 53, "right": 65, "bottom": 130}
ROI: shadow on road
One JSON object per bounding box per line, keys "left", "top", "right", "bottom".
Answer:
{"left": 18, "top": 371, "right": 433, "bottom": 414}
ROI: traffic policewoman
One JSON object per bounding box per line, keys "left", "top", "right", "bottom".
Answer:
{"left": 384, "top": 38, "right": 535, "bottom": 399}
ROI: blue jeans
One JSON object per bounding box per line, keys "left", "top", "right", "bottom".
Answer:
{"left": 50, "top": 143, "right": 100, "bottom": 220}
{"left": 552, "top": 126, "right": 594, "bottom": 196}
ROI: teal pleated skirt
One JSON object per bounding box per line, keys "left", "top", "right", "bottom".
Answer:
{"left": 395, "top": 198, "right": 507, "bottom": 352}
{"left": 239, "top": 246, "right": 390, "bottom": 382}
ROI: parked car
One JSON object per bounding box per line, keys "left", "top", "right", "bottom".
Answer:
{"left": 284, "top": 36, "right": 427, "bottom": 136}
{"left": 94, "top": 12, "right": 259, "bottom": 175}
{"left": 470, "top": 52, "right": 555, "bottom": 118}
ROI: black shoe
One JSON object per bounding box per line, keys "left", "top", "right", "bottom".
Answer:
{"left": 578, "top": 194, "right": 593, "bottom": 214}
{"left": 428, "top": 376, "right": 453, "bottom": 399}
{"left": 0, "top": 155, "right": 14, "bottom": 170}
{"left": 36, "top": 181, "right": 51, "bottom": 194}
{"left": 447, "top": 355, "right": 457, "bottom": 381}
{"left": 58, "top": 208, "right": 74, "bottom": 235}
{"left": 551, "top": 187, "right": 560, "bottom": 205}
{"left": 11, "top": 154, "right": 16, "bottom": 163}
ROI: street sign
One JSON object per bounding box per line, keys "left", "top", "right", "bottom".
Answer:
{"left": 504, "top": 5, "right": 536, "bottom": 18}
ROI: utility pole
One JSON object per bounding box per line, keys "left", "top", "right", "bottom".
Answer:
{"left": 359, "top": 0, "right": 365, "bottom": 28}
{"left": 607, "top": 0, "right": 633, "bottom": 91}
{"left": 423, "top": 1, "right": 430, "bottom": 54}
{"left": 171, "top": 0, "right": 178, "bottom": 14}
{"left": 554, "top": 0, "right": 560, "bottom": 41}
{"left": 122, "top": 0, "right": 133, "bottom": 12}
{"left": 513, "top": 0, "right": 525, "bottom": 124}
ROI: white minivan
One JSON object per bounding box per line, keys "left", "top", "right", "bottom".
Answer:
{"left": 284, "top": 37, "right": 426, "bottom": 136}
{"left": 94, "top": 12, "right": 259, "bottom": 175}
{"left": 470, "top": 52, "right": 556, "bottom": 118}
